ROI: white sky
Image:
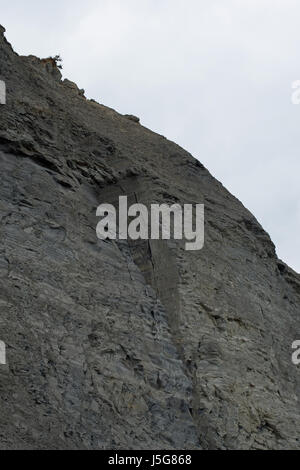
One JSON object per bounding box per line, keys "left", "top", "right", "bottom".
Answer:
{"left": 1, "top": 0, "right": 300, "bottom": 272}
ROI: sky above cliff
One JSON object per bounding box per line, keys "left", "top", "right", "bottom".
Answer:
{"left": 1, "top": 0, "right": 300, "bottom": 272}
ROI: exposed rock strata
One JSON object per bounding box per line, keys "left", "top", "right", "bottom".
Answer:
{"left": 0, "top": 26, "right": 300, "bottom": 449}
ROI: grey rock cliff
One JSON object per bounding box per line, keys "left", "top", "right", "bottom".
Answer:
{"left": 0, "top": 25, "right": 300, "bottom": 450}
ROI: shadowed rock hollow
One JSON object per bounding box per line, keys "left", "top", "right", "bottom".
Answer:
{"left": 0, "top": 25, "right": 300, "bottom": 450}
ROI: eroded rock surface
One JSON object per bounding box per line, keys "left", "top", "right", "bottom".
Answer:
{"left": 0, "top": 25, "right": 300, "bottom": 449}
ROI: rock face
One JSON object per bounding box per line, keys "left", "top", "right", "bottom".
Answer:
{"left": 0, "top": 25, "right": 300, "bottom": 450}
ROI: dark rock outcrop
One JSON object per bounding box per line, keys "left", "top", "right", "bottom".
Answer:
{"left": 0, "top": 25, "right": 300, "bottom": 450}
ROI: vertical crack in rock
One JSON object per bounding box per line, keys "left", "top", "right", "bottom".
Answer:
{"left": 1, "top": 24, "right": 300, "bottom": 449}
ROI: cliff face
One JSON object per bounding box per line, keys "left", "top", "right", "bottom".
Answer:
{"left": 0, "top": 25, "right": 300, "bottom": 450}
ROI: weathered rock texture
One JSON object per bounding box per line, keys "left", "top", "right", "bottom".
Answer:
{"left": 0, "top": 25, "right": 300, "bottom": 450}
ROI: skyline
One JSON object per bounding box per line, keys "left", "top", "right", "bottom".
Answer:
{"left": 1, "top": 0, "right": 299, "bottom": 272}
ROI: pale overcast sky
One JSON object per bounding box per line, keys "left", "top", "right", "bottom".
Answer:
{"left": 1, "top": 0, "right": 300, "bottom": 272}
